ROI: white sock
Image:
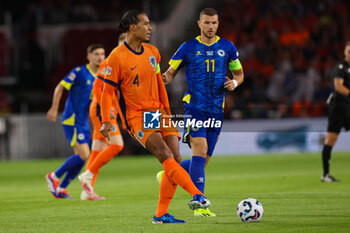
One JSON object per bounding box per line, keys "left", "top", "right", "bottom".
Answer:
{"left": 52, "top": 172, "right": 59, "bottom": 180}
{"left": 84, "top": 170, "right": 94, "bottom": 179}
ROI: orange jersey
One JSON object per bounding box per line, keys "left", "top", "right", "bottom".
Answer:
{"left": 101, "top": 42, "right": 171, "bottom": 127}
{"left": 92, "top": 59, "right": 108, "bottom": 103}
{"left": 90, "top": 59, "right": 120, "bottom": 119}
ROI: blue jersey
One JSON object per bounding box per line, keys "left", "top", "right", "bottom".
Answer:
{"left": 60, "top": 64, "right": 95, "bottom": 128}
{"left": 169, "top": 36, "right": 242, "bottom": 114}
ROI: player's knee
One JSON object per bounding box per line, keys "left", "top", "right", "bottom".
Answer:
{"left": 154, "top": 144, "right": 173, "bottom": 162}
{"left": 110, "top": 143, "right": 124, "bottom": 152}
{"left": 173, "top": 154, "right": 182, "bottom": 164}
{"left": 190, "top": 140, "right": 207, "bottom": 157}
{"left": 110, "top": 135, "right": 124, "bottom": 147}
{"left": 111, "top": 141, "right": 124, "bottom": 148}
{"left": 79, "top": 152, "right": 90, "bottom": 161}
{"left": 325, "top": 138, "right": 337, "bottom": 146}
{"left": 325, "top": 133, "right": 338, "bottom": 146}
{"left": 192, "top": 146, "right": 207, "bottom": 157}
{"left": 156, "top": 145, "right": 171, "bottom": 157}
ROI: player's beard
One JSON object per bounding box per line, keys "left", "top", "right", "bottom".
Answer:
{"left": 203, "top": 31, "right": 216, "bottom": 40}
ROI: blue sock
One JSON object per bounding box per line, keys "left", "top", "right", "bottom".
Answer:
{"left": 54, "top": 154, "right": 84, "bottom": 178}
{"left": 59, "top": 159, "right": 85, "bottom": 189}
{"left": 189, "top": 156, "right": 206, "bottom": 194}
{"left": 180, "top": 159, "right": 190, "bottom": 173}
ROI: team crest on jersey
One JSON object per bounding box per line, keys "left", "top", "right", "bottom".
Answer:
{"left": 217, "top": 50, "right": 225, "bottom": 57}
{"left": 106, "top": 66, "right": 112, "bottom": 75}
{"left": 86, "top": 80, "right": 91, "bottom": 85}
{"left": 137, "top": 130, "right": 144, "bottom": 139}
{"left": 68, "top": 72, "right": 76, "bottom": 81}
{"left": 111, "top": 125, "right": 117, "bottom": 132}
{"left": 149, "top": 56, "right": 157, "bottom": 68}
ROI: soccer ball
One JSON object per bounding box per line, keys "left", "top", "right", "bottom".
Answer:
{"left": 236, "top": 198, "right": 264, "bottom": 222}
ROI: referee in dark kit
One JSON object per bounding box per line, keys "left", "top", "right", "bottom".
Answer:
{"left": 321, "top": 41, "right": 350, "bottom": 182}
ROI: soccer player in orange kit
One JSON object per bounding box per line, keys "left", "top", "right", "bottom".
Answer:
{"left": 79, "top": 33, "right": 127, "bottom": 201}
{"left": 95, "top": 10, "right": 211, "bottom": 223}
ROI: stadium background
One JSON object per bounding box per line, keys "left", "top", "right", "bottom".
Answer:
{"left": 0, "top": 0, "right": 350, "bottom": 159}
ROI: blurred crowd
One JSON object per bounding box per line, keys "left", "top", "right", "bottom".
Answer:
{"left": 0, "top": 0, "right": 350, "bottom": 119}
{"left": 1, "top": 0, "right": 171, "bottom": 24}
{"left": 218, "top": 0, "right": 350, "bottom": 119}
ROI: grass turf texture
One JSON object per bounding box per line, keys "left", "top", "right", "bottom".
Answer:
{"left": 0, "top": 152, "right": 349, "bottom": 233}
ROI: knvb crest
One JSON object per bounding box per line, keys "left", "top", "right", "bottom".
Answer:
{"left": 143, "top": 110, "right": 161, "bottom": 129}
{"left": 149, "top": 56, "right": 157, "bottom": 68}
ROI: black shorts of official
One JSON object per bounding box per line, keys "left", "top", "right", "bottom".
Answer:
{"left": 327, "top": 104, "right": 350, "bottom": 134}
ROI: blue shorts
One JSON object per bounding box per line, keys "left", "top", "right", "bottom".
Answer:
{"left": 62, "top": 124, "right": 91, "bottom": 147}
{"left": 182, "top": 104, "right": 223, "bottom": 156}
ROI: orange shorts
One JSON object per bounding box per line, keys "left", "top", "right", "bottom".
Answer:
{"left": 127, "top": 110, "right": 180, "bottom": 147}
{"left": 90, "top": 115, "right": 121, "bottom": 142}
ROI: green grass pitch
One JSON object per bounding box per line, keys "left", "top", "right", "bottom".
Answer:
{"left": 1, "top": 152, "right": 350, "bottom": 233}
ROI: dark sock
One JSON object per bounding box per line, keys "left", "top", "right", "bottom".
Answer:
{"left": 55, "top": 154, "right": 83, "bottom": 178}
{"left": 322, "top": 145, "right": 332, "bottom": 176}
{"left": 180, "top": 159, "right": 190, "bottom": 173}
{"left": 59, "top": 158, "right": 85, "bottom": 189}
{"left": 189, "top": 156, "right": 206, "bottom": 193}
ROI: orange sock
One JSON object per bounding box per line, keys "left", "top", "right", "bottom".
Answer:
{"left": 86, "top": 150, "right": 99, "bottom": 171}
{"left": 155, "top": 173, "right": 177, "bottom": 217}
{"left": 162, "top": 158, "right": 202, "bottom": 197}
{"left": 91, "top": 169, "right": 100, "bottom": 187}
{"left": 89, "top": 144, "right": 123, "bottom": 175}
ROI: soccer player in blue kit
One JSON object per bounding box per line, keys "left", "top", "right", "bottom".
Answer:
{"left": 46, "top": 44, "right": 105, "bottom": 198}
{"left": 162, "top": 8, "right": 244, "bottom": 216}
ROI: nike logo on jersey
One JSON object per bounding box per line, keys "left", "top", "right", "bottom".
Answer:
{"left": 196, "top": 51, "right": 202, "bottom": 56}
{"left": 131, "top": 66, "right": 137, "bottom": 70}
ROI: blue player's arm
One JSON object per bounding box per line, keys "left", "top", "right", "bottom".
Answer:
{"left": 162, "top": 66, "right": 178, "bottom": 85}
{"left": 225, "top": 43, "right": 244, "bottom": 91}
{"left": 47, "top": 82, "right": 67, "bottom": 122}
{"left": 224, "top": 67, "right": 244, "bottom": 91}
{"left": 47, "top": 68, "right": 77, "bottom": 122}
{"left": 162, "top": 43, "right": 187, "bottom": 85}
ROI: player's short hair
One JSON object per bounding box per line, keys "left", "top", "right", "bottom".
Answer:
{"left": 87, "top": 44, "right": 104, "bottom": 54}
{"left": 119, "top": 9, "right": 145, "bottom": 31}
{"left": 199, "top": 8, "right": 218, "bottom": 20}
{"left": 118, "top": 32, "right": 126, "bottom": 44}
